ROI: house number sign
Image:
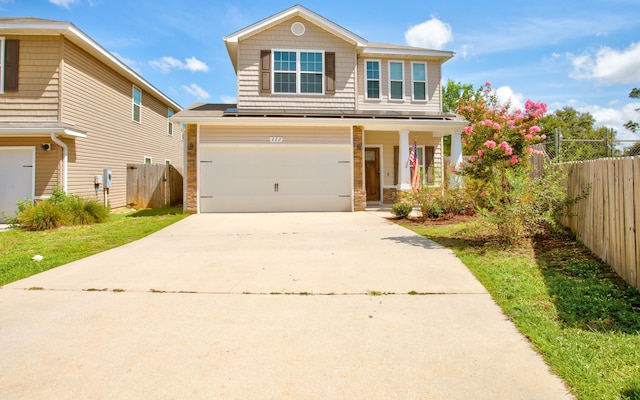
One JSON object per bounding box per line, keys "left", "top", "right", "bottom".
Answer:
{"left": 270, "top": 136, "right": 284, "bottom": 143}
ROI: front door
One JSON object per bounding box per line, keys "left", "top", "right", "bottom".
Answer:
{"left": 365, "top": 147, "right": 380, "bottom": 202}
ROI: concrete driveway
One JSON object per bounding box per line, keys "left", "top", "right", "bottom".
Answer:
{"left": 0, "top": 212, "right": 573, "bottom": 399}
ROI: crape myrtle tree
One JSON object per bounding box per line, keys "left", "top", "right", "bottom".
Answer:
{"left": 455, "top": 82, "right": 571, "bottom": 242}
{"left": 442, "top": 79, "right": 483, "bottom": 156}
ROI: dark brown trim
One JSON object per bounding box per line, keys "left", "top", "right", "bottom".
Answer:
{"left": 393, "top": 145, "right": 399, "bottom": 185}
{"left": 260, "top": 50, "right": 271, "bottom": 94}
{"left": 4, "top": 40, "right": 19, "bottom": 92}
{"left": 325, "top": 52, "right": 335, "bottom": 94}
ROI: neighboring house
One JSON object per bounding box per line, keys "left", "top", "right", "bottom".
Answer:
{"left": 173, "top": 5, "right": 465, "bottom": 213}
{"left": 0, "top": 18, "right": 182, "bottom": 221}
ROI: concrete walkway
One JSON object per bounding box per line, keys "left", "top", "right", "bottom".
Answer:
{"left": 0, "top": 212, "right": 574, "bottom": 399}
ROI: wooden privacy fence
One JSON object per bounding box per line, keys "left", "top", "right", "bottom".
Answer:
{"left": 126, "top": 164, "right": 183, "bottom": 209}
{"left": 559, "top": 157, "right": 640, "bottom": 290}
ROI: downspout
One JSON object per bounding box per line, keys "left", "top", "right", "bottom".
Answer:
{"left": 50, "top": 132, "right": 68, "bottom": 194}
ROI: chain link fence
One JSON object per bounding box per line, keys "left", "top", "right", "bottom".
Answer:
{"left": 539, "top": 131, "right": 640, "bottom": 162}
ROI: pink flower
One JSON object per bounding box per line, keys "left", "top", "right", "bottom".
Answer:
{"left": 464, "top": 126, "right": 474, "bottom": 135}
{"left": 469, "top": 155, "right": 477, "bottom": 162}
{"left": 505, "top": 147, "right": 513, "bottom": 155}
{"left": 498, "top": 141, "right": 509, "bottom": 149}
{"left": 525, "top": 134, "right": 533, "bottom": 141}
{"left": 493, "top": 122, "right": 501, "bottom": 130}
{"left": 526, "top": 147, "right": 534, "bottom": 154}
{"left": 462, "top": 138, "right": 467, "bottom": 144}
{"left": 510, "top": 155, "right": 519, "bottom": 164}
{"left": 485, "top": 81, "right": 491, "bottom": 87}
{"left": 477, "top": 149, "right": 485, "bottom": 157}
{"left": 541, "top": 134, "right": 547, "bottom": 140}
{"left": 485, "top": 119, "right": 494, "bottom": 126}
{"left": 478, "top": 120, "right": 486, "bottom": 126}
{"left": 484, "top": 140, "right": 496, "bottom": 149}
{"left": 508, "top": 120, "right": 516, "bottom": 126}
{"left": 493, "top": 133, "right": 499, "bottom": 139}
{"left": 481, "top": 191, "right": 487, "bottom": 197}
{"left": 529, "top": 126, "right": 541, "bottom": 134}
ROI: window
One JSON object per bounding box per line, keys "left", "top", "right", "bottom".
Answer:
{"left": 273, "top": 50, "right": 323, "bottom": 94}
{"left": 168, "top": 108, "right": 174, "bottom": 136}
{"left": 412, "top": 62, "right": 427, "bottom": 101}
{"left": 273, "top": 51, "right": 297, "bottom": 93}
{"left": 393, "top": 145, "right": 435, "bottom": 185}
{"left": 132, "top": 86, "right": 142, "bottom": 123}
{"left": 389, "top": 61, "right": 403, "bottom": 100}
{"left": 365, "top": 60, "right": 380, "bottom": 99}
{"left": 1, "top": 38, "right": 19, "bottom": 93}
{"left": 144, "top": 156, "right": 152, "bottom": 164}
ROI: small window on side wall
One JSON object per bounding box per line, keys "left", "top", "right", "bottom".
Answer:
{"left": 132, "top": 86, "right": 142, "bottom": 123}
{"left": 168, "top": 108, "right": 174, "bottom": 136}
{"left": 144, "top": 156, "right": 152, "bottom": 164}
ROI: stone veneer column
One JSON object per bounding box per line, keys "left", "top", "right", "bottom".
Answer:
{"left": 352, "top": 125, "right": 366, "bottom": 211}
{"left": 185, "top": 124, "right": 198, "bottom": 213}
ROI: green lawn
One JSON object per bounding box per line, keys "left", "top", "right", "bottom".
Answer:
{"left": 407, "top": 219, "right": 640, "bottom": 400}
{"left": 0, "top": 208, "right": 188, "bottom": 286}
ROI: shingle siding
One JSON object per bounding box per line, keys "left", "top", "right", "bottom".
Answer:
{"left": 237, "top": 17, "right": 357, "bottom": 111}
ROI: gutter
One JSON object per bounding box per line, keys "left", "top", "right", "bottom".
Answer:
{"left": 50, "top": 132, "right": 68, "bottom": 194}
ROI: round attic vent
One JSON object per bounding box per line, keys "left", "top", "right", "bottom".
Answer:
{"left": 291, "top": 22, "right": 306, "bottom": 36}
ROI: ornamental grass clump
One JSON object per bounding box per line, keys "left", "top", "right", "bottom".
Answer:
{"left": 456, "top": 82, "right": 581, "bottom": 243}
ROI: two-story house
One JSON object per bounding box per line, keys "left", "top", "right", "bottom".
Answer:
{"left": 173, "top": 5, "right": 466, "bottom": 213}
{"left": 0, "top": 18, "right": 183, "bottom": 221}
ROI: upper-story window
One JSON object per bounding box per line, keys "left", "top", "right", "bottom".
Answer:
{"left": 365, "top": 60, "right": 380, "bottom": 99}
{"left": 167, "top": 108, "right": 174, "bottom": 136}
{"left": 273, "top": 50, "right": 323, "bottom": 94}
{"left": 412, "top": 62, "right": 427, "bottom": 101}
{"left": 132, "top": 86, "right": 142, "bottom": 123}
{"left": 389, "top": 61, "right": 404, "bottom": 100}
{"left": 0, "top": 38, "right": 19, "bottom": 94}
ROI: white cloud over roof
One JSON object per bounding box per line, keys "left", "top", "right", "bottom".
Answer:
{"left": 404, "top": 17, "right": 452, "bottom": 50}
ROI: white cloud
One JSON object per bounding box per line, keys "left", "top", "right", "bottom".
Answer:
{"left": 562, "top": 99, "right": 640, "bottom": 141}
{"left": 569, "top": 42, "right": 640, "bottom": 84}
{"left": 495, "top": 86, "right": 525, "bottom": 111}
{"left": 182, "top": 84, "right": 210, "bottom": 101}
{"left": 48, "top": 0, "right": 79, "bottom": 9}
{"left": 150, "top": 56, "right": 210, "bottom": 73}
{"left": 404, "top": 17, "right": 452, "bottom": 50}
{"left": 220, "top": 96, "right": 237, "bottom": 104}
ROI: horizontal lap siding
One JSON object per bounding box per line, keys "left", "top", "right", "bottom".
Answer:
{"left": 0, "top": 138, "right": 60, "bottom": 197}
{"left": 61, "top": 39, "right": 183, "bottom": 208}
{"left": 237, "top": 17, "right": 356, "bottom": 111}
{"left": 200, "top": 125, "right": 350, "bottom": 145}
{"left": 357, "top": 58, "right": 442, "bottom": 113}
{"left": 0, "top": 36, "right": 60, "bottom": 122}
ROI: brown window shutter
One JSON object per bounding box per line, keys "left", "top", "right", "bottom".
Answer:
{"left": 325, "top": 52, "right": 335, "bottom": 94}
{"left": 393, "top": 145, "right": 399, "bottom": 185}
{"left": 260, "top": 50, "right": 271, "bottom": 94}
{"left": 5, "top": 40, "right": 19, "bottom": 92}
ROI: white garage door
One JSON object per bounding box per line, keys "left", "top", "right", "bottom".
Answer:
{"left": 200, "top": 145, "right": 352, "bottom": 212}
{"left": 0, "top": 147, "right": 35, "bottom": 222}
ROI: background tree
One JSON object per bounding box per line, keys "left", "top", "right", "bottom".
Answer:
{"left": 442, "top": 79, "right": 482, "bottom": 156}
{"left": 539, "top": 107, "right": 614, "bottom": 160}
{"left": 623, "top": 87, "right": 639, "bottom": 133}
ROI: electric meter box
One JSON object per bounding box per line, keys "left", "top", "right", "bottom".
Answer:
{"left": 103, "top": 169, "right": 112, "bottom": 188}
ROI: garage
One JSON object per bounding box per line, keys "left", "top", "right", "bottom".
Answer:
{"left": 0, "top": 147, "right": 35, "bottom": 222}
{"left": 200, "top": 145, "right": 352, "bottom": 212}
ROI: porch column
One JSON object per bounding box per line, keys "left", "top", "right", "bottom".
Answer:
{"left": 352, "top": 125, "right": 366, "bottom": 211}
{"left": 398, "top": 129, "right": 411, "bottom": 190}
{"left": 449, "top": 131, "right": 463, "bottom": 189}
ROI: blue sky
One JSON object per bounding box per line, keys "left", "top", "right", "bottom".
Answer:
{"left": 3, "top": 0, "right": 640, "bottom": 139}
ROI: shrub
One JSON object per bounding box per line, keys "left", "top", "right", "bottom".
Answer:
{"left": 391, "top": 202, "right": 413, "bottom": 219}
{"left": 10, "top": 190, "right": 110, "bottom": 231}
{"left": 18, "top": 200, "right": 69, "bottom": 231}
{"left": 410, "top": 187, "right": 475, "bottom": 220}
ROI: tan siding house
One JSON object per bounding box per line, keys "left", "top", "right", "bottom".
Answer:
{"left": 0, "top": 18, "right": 182, "bottom": 221}
{"left": 173, "top": 5, "right": 466, "bottom": 214}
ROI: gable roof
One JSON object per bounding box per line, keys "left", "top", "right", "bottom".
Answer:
{"left": 223, "top": 4, "right": 368, "bottom": 71}
{"left": 0, "top": 17, "right": 182, "bottom": 111}
{"left": 222, "top": 5, "right": 455, "bottom": 71}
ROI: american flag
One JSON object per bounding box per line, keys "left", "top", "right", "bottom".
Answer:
{"left": 409, "top": 141, "right": 421, "bottom": 193}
